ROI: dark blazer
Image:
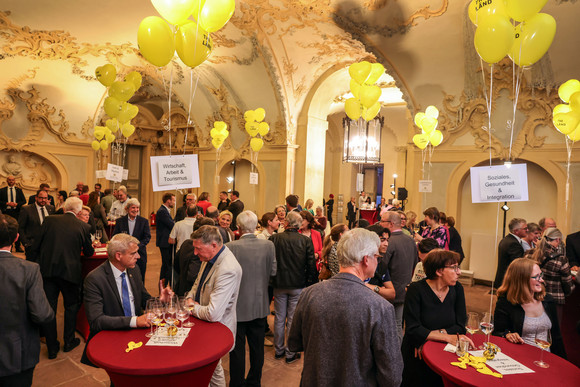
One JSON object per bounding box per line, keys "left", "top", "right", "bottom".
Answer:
{"left": 31, "top": 212, "right": 94, "bottom": 285}
{"left": 27, "top": 194, "right": 55, "bottom": 207}
{"left": 18, "top": 204, "right": 55, "bottom": 250}
{"left": 0, "top": 185, "right": 26, "bottom": 214}
{"left": 493, "top": 294, "right": 566, "bottom": 358}
{"left": 565, "top": 231, "right": 580, "bottom": 267}
{"left": 155, "top": 205, "right": 174, "bottom": 248}
{"left": 174, "top": 205, "right": 203, "bottom": 223}
{"left": 113, "top": 215, "right": 151, "bottom": 262}
{"left": 494, "top": 234, "right": 524, "bottom": 287}
{"left": 347, "top": 201, "right": 356, "bottom": 221}
{"left": 227, "top": 200, "right": 244, "bottom": 230}
{"left": 175, "top": 240, "right": 201, "bottom": 296}
{"left": 81, "top": 261, "right": 150, "bottom": 365}
{"left": 0, "top": 251, "right": 54, "bottom": 377}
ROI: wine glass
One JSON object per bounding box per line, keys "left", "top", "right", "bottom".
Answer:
{"left": 181, "top": 296, "right": 195, "bottom": 327}
{"left": 152, "top": 299, "right": 164, "bottom": 337}
{"left": 533, "top": 328, "right": 552, "bottom": 368}
{"left": 94, "top": 230, "right": 102, "bottom": 245}
{"left": 479, "top": 312, "right": 494, "bottom": 349}
{"left": 145, "top": 299, "right": 156, "bottom": 338}
{"left": 176, "top": 299, "right": 190, "bottom": 336}
{"left": 164, "top": 296, "right": 178, "bottom": 327}
{"left": 466, "top": 312, "right": 480, "bottom": 339}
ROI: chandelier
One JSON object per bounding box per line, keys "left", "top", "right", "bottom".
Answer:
{"left": 342, "top": 115, "right": 383, "bottom": 163}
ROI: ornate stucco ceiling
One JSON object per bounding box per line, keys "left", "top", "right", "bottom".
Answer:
{"left": 1, "top": 0, "right": 579, "bottom": 150}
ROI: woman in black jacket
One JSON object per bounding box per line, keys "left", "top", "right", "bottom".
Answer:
{"left": 493, "top": 257, "right": 566, "bottom": 358}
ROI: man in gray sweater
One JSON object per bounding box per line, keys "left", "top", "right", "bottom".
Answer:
{"left": 288, "top": 228, "right": 403, "bottom": 387}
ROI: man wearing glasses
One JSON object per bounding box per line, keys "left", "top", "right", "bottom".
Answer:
{"left": 494, "top": 218, "right": 527, "bottom": 288}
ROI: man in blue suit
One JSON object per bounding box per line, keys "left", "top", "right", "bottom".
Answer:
{"left": 112, "top": 198, "right": 151, "bottom": 282}
{"left": 156, "top": 193, "right": 175, "bottom": 286}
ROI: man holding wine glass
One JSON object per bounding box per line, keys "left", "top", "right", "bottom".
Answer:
{"left": 81, "top": 234, "right": 173, "bottom": 366}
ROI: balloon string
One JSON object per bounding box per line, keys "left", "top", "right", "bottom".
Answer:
{"left": 490, "top": 201, "right": 501, "bottom": 312}
{"left": 184, "top": 70, "right": 200, "bottom": 155}
{"left": 565, "top": 137, "right": 573, "bottom": 229}
{"left": 479, "top": 59, "right": 493, "bottom": 166}
{"left": 167, "top": 63, "right": 174, "bottom": 156}
{"left": 508, "top": 66, "right": 524, "bottom": 161}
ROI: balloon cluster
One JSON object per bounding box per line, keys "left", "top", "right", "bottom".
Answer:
{"left": 470, "top": 0, "right": 556, "bottom": 66}
{"left": 92, "top": 64, "right": 141, "bottom": 151}
{"left": 210, "top": 121, "right": 229, "bottom": 149}
{"left": 412, "top": 106, "right": 442, "bottom": 150}
{"left": 244, "top": 108, "right": 269, "bottom": 152}
{"left": 138, "top": 0, "right": 235, "bottom": 68}
{"left": 345, "top": 61, "right": 385, "bottom": 121}
{"left": 553, "top": 80, "right": 580, "bottom": 142}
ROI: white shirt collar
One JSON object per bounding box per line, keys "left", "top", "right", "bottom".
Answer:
{"left": 510, "top": 233, "right": 523, "bottom": 244}
{"left": 109, "top": 260, "right": 126, "bottom": 279}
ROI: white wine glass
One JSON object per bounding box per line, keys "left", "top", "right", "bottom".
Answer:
{"left": 533, "top": 328, "right": 552, "bottom": 368}
{"left": 145, "top": 299, "right": 155, "bottom": 338}
{"left": 152, "top": 299, "right": 164, "bottom": 337}
{"left": 181, "top": 296, "right": 195, "bottom": 327}
{"left": 94, "top": 230, "right": 102, "bottom": 245}
{"left": 479, "top": 312, "right": 494, "bottom": 349}
{"left": 164, "top": 295, "right": 178, "bottom": 327}
{"left": 466, "top": 312, "right": 479, "bottom": 339}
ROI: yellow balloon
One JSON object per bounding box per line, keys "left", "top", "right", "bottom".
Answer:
{"left": 558, "top": 80, "right": 580, "bottom": 103}
{"left": 109, "top": 81, "right": 135, "bottom": 102}
{"left": 362, "top": 102, "right": 381, "bottom": 121}
{"left": 425, "top": 105, "right": 439, "bottom": 119}
{"left": 254, "top": 108, "right": 266, "bottom": 122}
{"left": 553, "top": 104, "right": 572, "bottom": 116}
{"left": 250, "top": 137, "right": 264, "bottom": 152}
{"left": 244, "top": 110, "right": 255, "bottom": 122}
{"left": 349, "top": 61, "right": 372, "bottom": 85}
{"left": 210, "top": 127, "right": 227, "bottom": 141}
{"left": 91, "top": 140, "right": 101, "bottom": 151}
{"left": 106, "top": 118, "right": 120, "bottom": 133}
{"left": 103, "top": 97, "right": 122, "bottom": 118}
{"left": 93, "top": 126, "right": 106, "bottom": 140}
{"left": 568, "top": 124, "right": 580, "bottom": 142}
{"left": 504, "top": 0, "right": 547, "bottom": 22}
{"left": 212, "top": 138, "right": 224, "bottom": 149}
{"left": 124, "top": 71, "right": 142, "bottom": 90}
{"left": 553, "top": 112, "right": 580, "bottom": 135}
{"left": 214, "top": 121, "right": 228, "bottom": 131}
{"left": 117, "top": 103, "right": 139, "bottom": 124}
{"left": 176, "top": 21, "right": 213, "bottom": 68}
{"left": 469, "top": 0, "right": 509, "bottom": 26}
{"left": 421, "top": 117, "right": 438, "bottom": 134}
{"left": 95, "top": 64, "right": 117, "bottom": 87}
{"left": 509, "top": 13, "right": 556, "bottom": 67}
{"left": 138, "top": 16, "right": 175, "bottom": 67}
{"left": 365, "top": 63, "right": 385, "bottom": 85}
{"left": 350, "top": 79, "right": 361, "bottom": 99}
{"left": 245, "top": 122, "right": 259, "bottom": 137}
{"left": 151, "top": 0, "right": 196, "bottom": 25}
{"left": 429, "top": 130, "right": 444, "bottom": 146}
{"left": 191, "top": 0, "right": 206, "bottom": 21}
{"left": 105, "top": 133, "right": 116, "bottom": 144}
{"left": 199, "top": 0, "right": 236, "bottom": 32}
{"left": 414, "top": 112, "right": 426, "bottom": 128}
{"left": 121, "top": 123, "right": 136, "bottom": 138}
{"left": 359, "top": 85, "right": 381, "bottom": 109}
{"left": 474, "top": 15, "right": 514, "bottom": 64}
{"left": 100, "top": 140, "right": 108, "bottom": 151}
{"left": 413, "top": 134, "right": 429, "bottom": 150}
{"left": 258, "top": 122, "right": 269, "bottom": 136}
{"left": 569, "top": 92, "right": 580, "bottom": 113}
{"left": 345, "top": 98, "right": 362, "bottom": 120}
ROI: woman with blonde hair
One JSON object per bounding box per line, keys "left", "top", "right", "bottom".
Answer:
{"left": 493, "top": 258, "right": 566, "bottom": 358}
{"left": 304, "top": 198, "right": 315, "bottom": 215}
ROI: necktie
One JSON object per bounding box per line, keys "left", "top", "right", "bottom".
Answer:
{"left": 121, "top": 272, "right": 132, "bottom": 317}
{"left": 40, "top": 207, "right": 46, "bottom": 223}
{"left": 9, "top": 187, "right": 14, "bottom": 203}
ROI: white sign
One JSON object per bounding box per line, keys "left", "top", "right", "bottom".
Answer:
{"left": 146, "top": 328, "right": 191, "bottom": 347}
{"left": 470, "top": 164, "right": 528, "bottom": 203}
{"left": 123, "top": 169, "right": 129, "bottom": 180}
{"left": 419, "top": 180, "right": 432, "bottom": 193}
{"left": 249, "top": 172, "right": 258, "bottom": 185}
{"left": 106, "top": 163, "right": 124, "bottom": 182}
{"left": 150, "top": 154, "right": 200, "bottom": 192}
{"left": 95, "top": 170, "right": 106, "bottom": 179}
{"left": 469, "top": 350, "right": 534, "bottom": 375}
{"left": 356, "top": 173, "right": 364, "bottom": 192}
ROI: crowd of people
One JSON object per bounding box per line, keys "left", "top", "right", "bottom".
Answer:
{"left": 0, "top": 175, "right": 578, "bottom": 387}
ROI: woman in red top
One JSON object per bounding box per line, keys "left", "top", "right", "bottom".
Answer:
{"left": 299, "top": 210, "right": 323, "bottom": 271}
{"left": 196, "top": 191, "right": 212, "bottom": 215}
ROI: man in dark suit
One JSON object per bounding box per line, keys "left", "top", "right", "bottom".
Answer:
{"left": 227, "top": 190, "right": 244, "bottom": 231}
{"left": 0, "top": 175, "right": 27, "bottom": 251}
{"left": 217, "top": 190, "right": 230, "bottom": 212}
{"left": 0, "top": 214, "right": 54, "bottom": 386}
{"left": 347, "top": 196, "right": 357, "bottom": 229}
{"left": 494, "top": 218, "right": 527, "bottom": 288}
{"left": 565, "top": 230, "right": 580, "bottom": 271}
{"left": 18, "top": 189, "right": 55, "bottom": 261}
{"left": 30, "top": 197, "right": 94, "bottom": 359}
{"left": 81, "top": 233, "right": 172, "bottom": 366}
{"left": 226, "top": 211, "right": 277, "bottom": 387}
{"left": 156, "top": 192, "right": 176, "bottom": 286}
{"left": 112, "top": 198, "right": 151, "bottom": 282}
{"left": 27, "top": 183, "right": 55, "bottom": 207}
{"left": 174, "top": 193, "right": 202, "bottom": 222}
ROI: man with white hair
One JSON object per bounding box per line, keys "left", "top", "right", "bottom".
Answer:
{"left": 108, "top": 185, "right": 128, "bottom": 220}
{"left": 31, "top": 197, "right": 94, "bottom": 359}
{"left": 226, "top": 211, "right": 277, "bottom": 387}
{"left": 288, "top": 228, "right": 403, "bottom": 386}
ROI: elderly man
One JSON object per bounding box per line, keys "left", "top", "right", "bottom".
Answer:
{"left": 0, "top": 175, "right": 26, "bottom": 251}
{"left": 30, "top": 197, "right": 94, "bottom": 359}
{"left": 157, "top": 192, "right": 176, "bottom": 286}
{"left": 18, "top": 189, "right": 55, "bottom": 261}
{"left": 169, "top": 205, "right": 197, "bottom": 252}
{"left": 186, "top": 225, "right": 242, "bottom": 387}
{"left": 113, "top": 198, "right": 151, "bottom": 281}
{"left": 108, "top": 185, "right": 128, "bottom": 220}
{"left": 81, "top": 234, "right": 172, "bottom": 366}
{"left": 494, "top": 218, "right": 527, "bottom": 288}
{"left": 226, "top": 211, "right": 277, "bottom": 387}
{"left": 539, "top": 217, "right": 557, "bottom": 232}
{"left": 0, "top": 214, "right": 54, "bottom": 386}
{"left": 382, "top": 211, "right": 417, "bottom": 341}
{"left": 269, "top": 211, "right": 317, "bottom": 364}
{"left": 288, "top": 228, "right": 403, "bottom": 386}
{"left": 175, "top": 193, "right": 202, "bottom": 222}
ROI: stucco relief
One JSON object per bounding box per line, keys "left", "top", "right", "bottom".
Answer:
{"left": 0, "top": 152, "right": 56, "bottom": 191}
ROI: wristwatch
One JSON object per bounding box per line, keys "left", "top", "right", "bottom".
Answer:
{"left": 374, "top": 286, "right": 380, "bottom": 294}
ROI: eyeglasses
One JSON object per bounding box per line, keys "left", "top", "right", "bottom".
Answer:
{"left": 445, "top": 264, "right": 460, "bottom": 272}
{"left": 531, "top": 273, "right": 544, "bottom": 281}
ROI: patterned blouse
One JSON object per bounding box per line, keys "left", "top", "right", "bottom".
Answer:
{"left": 420, "top": 225, "right": 449, "bottom": 249}
{"left": 540, "top": 248, "right": 575, "bottom": 305}
{"left": 327, "top": 243, "right": 340, "bottom": 277}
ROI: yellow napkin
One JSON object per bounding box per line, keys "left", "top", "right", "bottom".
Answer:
{"left": 125, "top": 341, "right": 143, "bottom": 353}
{"left": 450, "top": 354, "right": 503, "bottom": 378}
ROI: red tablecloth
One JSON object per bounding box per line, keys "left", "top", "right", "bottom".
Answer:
{"left": 76, "top": 245, "right": 108, "bottom": 340}
{"left": 87, "top": 317, "right": 233, "bottom": 387}
{"left": 423, "top": 334, "right": 580, "bottom": 386}
{"left": 360, "top": 209, "right": 377, "bottom": 224}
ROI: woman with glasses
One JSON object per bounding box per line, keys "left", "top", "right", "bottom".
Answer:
{"left": 402, "top": 250, "right": 472, "bottom": 386}
{"left": 493, "top": 258, "right": 566, "bottom": 358}
{"left": 531, "top": 228, "right": 575, "bottom": 322}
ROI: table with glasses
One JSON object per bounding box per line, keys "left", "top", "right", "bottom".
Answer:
{"left": 422, "top": 333, "right": 580, "bottom": 386}
{"left": 77, "top": 243, "right": 108, "bottom": 340}
{"left": 86, "top": 316, "right": 233, "bottom": 387}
